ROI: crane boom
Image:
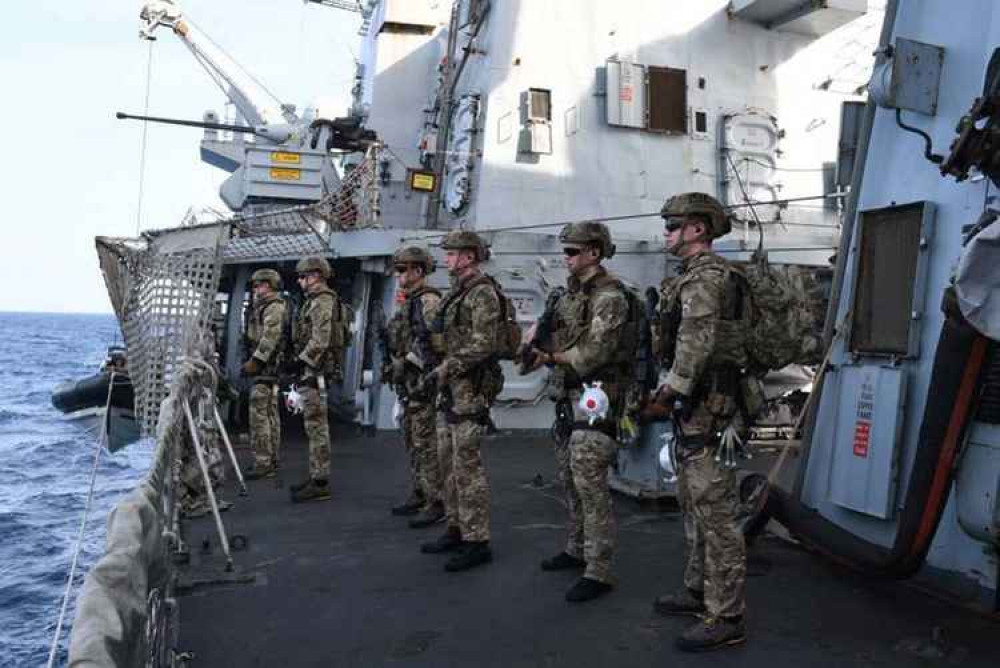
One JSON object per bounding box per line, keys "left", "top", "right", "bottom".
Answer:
{"left": 139, "top": 1, "right": 296, "bottom": 127}
{"left": 305, "top": 0, "right": 363, "bottom": 12}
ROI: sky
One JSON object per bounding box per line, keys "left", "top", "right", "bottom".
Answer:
{"left": 0, "top": 1, "right": 362, "bottom": 314}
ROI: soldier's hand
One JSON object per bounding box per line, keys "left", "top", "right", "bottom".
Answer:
{"left": 653, "top": 385, "right": 675, "bottom": 407}
{"left": 640, "top": 400, "right": 673, "bottom": 423}
{"left": 242, "top": 358, "right": 262, "bottom": 376}
{"left": 527, "top": 348, "right": 549, "bottom": 372}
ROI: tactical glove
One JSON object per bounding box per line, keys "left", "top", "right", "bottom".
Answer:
{"left": 242, "top": 358, "right": 262, "bottom": 376}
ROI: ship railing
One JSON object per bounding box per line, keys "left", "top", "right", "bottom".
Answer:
{"left": 66, "top": 354, "right": 215, "bottom": 667}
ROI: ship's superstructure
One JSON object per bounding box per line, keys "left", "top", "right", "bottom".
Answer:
{"left": 66, "top": 1, "right": 1000, "bottom": 664}
{"left": 777, "top": 0, "right": 1000, "bottom": 608}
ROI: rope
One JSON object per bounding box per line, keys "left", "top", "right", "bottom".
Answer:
{"left": 400, "top": 192, "right": 847, "bottom": 241}
{"left": 135, "top": 40, "right": 155, "bottom": 235}
{"left": 46, "top": 372, "right": 115, "bottom": 668}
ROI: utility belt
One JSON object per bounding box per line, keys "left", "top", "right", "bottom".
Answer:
{"left": 671, "top": 428, "right": 717, "bottom": 463}
{"left": 252, "top": 375, "right": 279, "bottom": 388}
{"left": 571, "top": 419, "right": 618, "bottom": 440}
{"left": 298, "top": 375, "right": 328, "bottom": 391}
{"left": 444, "top": 408, "right": 493, "bottom": 427}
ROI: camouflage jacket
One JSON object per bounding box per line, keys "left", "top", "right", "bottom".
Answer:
{"left": 246, "top": 293, "right": 286, "bottom": 376}
{"left": 387, "top": 285, "right": 441, "bottom": 396}
{"left": 293, "top": 285, "right": 341, "bottom": 378}
{"left": 656, "top": 250, "right": 748, "bottom": 436}
{"left": 550, "top": 265, "right": 632, "bottom": 412}
{"left": 437, "top": 271, "right": 502, "bottom": 416}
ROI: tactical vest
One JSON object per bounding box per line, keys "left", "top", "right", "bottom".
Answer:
{"left": 434, "top": 274, "right": 506, "bottom": 401}
{"left": 658, "top": 253, "right": 749, "bottom": 411}
{"left": 551, "top": 270, "right": 640, "bottom": 402}
{"left": 387, "top": 286, "right": 441, "bottom": 359}
{"left": 294, "top": 286, "right": 351, "bottom": 376}
{"left": 246, "top": 295, "right": 287, "bottom": 374}
{"left": 434, "top": 273, "right": 519, "bottom": 361}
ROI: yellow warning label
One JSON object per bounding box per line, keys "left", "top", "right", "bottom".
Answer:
{"left": 270, "top": 168, "right": 302, "bottom": 181}
{"left": 409, "top": 171, "right": 436, "bottom": 192}
{"left": 270, "top": 152, "right": 301, "bottom": 164}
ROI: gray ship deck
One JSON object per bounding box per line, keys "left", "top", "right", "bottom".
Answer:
{"left": 178, "top": 426, "right": 999, "bottom": 667}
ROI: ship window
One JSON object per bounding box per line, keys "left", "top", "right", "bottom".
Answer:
{"left": 647, "top": 66, "right": 687, "bottom": 134}
{"left": 849, "top": 202, "right": 929, "bottom": 356}
{"left": 527, "top": 88, "right": 551, "bottom": 121}
{"left": 695, "top": 111, "right": 708, "bottom": 134}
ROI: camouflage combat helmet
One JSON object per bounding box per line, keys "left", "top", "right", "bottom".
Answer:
{"left": 250, "top": 268, "right": 281, "bottom": 290}
{"left": 559, "top": 221, "right": 616, "bottom": 259}
{"left": 440, "top": 230, "right": 490, "bottom": 262}
{"left": 392, "top": 246, "right": 436, "bottom": 274}
{"left": 295, "top": 256, "right": 332, "bottom": 279}
{"left": 661, "top": 192, "right": 731, "bottom": 239}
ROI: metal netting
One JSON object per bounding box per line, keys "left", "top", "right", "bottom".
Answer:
{"left": 223, "top": 144, "right": 381, "bottom": 261}
{"left": 96, "top": 237, "right": 223, "bottom": 436}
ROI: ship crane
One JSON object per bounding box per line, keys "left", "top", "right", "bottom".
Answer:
{"left": 132, "top": 0, "right": 375, "bottom": 211}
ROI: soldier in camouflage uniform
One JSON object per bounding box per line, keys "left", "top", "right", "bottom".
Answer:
{"left": 289, "top": 256, "right": 346, "bottom": 503}
{"left": 243, "top": 268, "right": 286, "bottom": 480}
{"left": 526, "top": 222, "right": 637, "bottom": 602}
{"left": 419, "top": 231, "right": 503, "bottom": 572}
{"left": 650, "top": 192, "right": 749, "bottom": 652}
{"left": 179, "top": 337, "right": 229, "bottom": 517}
{"left": 384, "top": 247, "right": 445, "bottom": 527}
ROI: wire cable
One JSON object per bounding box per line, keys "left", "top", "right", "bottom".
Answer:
{"left": 45, "top": 373, "right": 115, "bottom": 668}
{"left": 742, "top": 155, "right": 830, "bottom": 173}
{"left": 725, "top": 152, "right": 765, "bottom": 252}
{"left": 185, "top": 16, "right": 285, "bottom": 110}
{"left": 135, "top": 40, "right": 155, "bottom": 235}
{"left": 400, "top": 192, "right": 846, "bottom": 241}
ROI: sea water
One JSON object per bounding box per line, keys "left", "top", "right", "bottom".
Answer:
{"left": 0, "top": 312, "right": 153, "bottom": 667}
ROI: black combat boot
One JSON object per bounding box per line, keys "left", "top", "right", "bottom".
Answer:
{"left": 290, "top": 479, "right": 331, "bottom": 503}
{"left": 676, "top": 616, "right": 746, "bottom": 652}
{"left": 540, "top": 551, "right": 586, "bottom": 571}
{"left": 653, "top": 588, "right": 706, "bottom": 617}
{"left": 245, "top": 464, "right": 276, "bottom": 481}
{"left": 444, "top": 541, "right": 493, "bottom": 572}
{"left": 420, "top": 525, "right": 463, "bottom": 553}
{"left": 565, "top": 577, "right": 613, "bottom": 602}
{"left": 391, "top": 492, "right": 425, "bottom": 516}
{"left": 290, "top": 478, "right": 311, "bottom": 493}
{"left": 408, "top": 501, "right": 446, "bottom": 528}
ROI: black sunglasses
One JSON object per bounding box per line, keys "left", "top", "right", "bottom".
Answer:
{"left": 393, "top": 265, "right": 411, "bottom": 274}
{"left": 562, "top": 247, "right": 582, "bottom": 257}
{"left": 663, "top": 217, "right": 685, "bottom": 233}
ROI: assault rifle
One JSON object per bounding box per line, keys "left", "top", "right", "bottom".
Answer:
{"left": 517, "top": 287, "right": 566, "bottom": 375}
{"left": 410, "top": 297, "right": 442, "bottom": 399}
{"left": 370, "top": 300, "right": 399, "bottom": 398}
{"left": 635, "top": 287, "right": 660, "bottom": 393}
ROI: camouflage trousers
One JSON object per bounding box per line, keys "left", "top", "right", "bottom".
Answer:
{"left": 437, "top": 412, "right": 490, "bottom": 542}
{"left": 677, "top": 446, "right": 746, "bottom": 619}
{"left": 249, "top": 382, "right": 281, "bottom": 470}
{"left": 403, "top": 400, "right": 441, "bottom": 507}
{"left": 178, "top": 428, "right": 225, "bottom": 512}
{"left": 556, "top": 428, "right": 618, "bottom": 584}
{"left": 300, "top": 383, "right": 331, "bottom": 482}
